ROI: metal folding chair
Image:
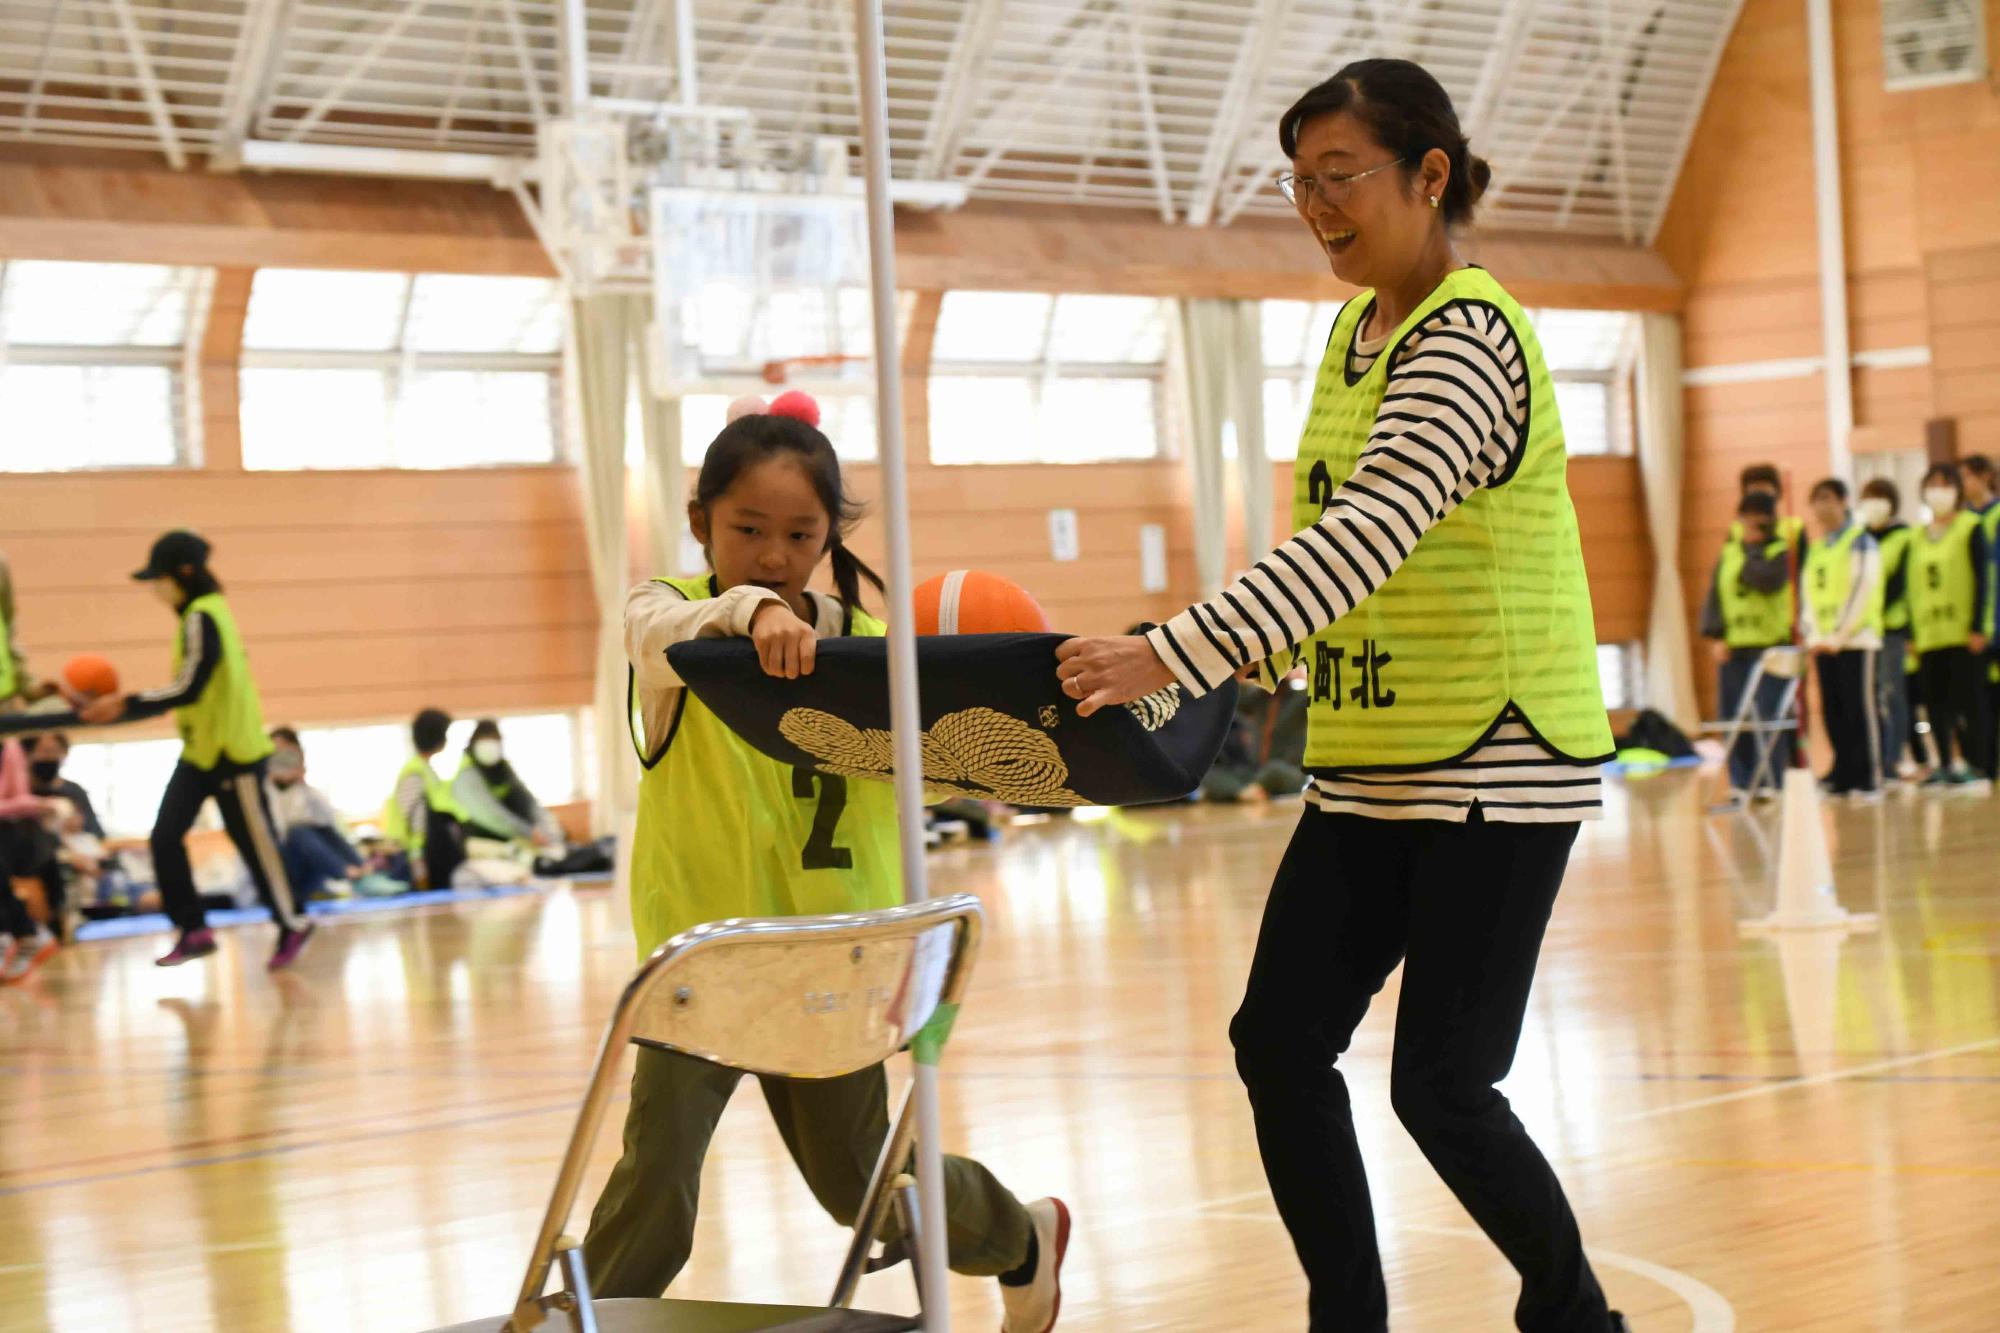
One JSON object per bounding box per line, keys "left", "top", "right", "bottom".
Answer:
{"left": 422, "top": 893, "right": 985, "bottom": 1333}
{"left": 1704, "top": 645, "right": 1806, "bottom": 808}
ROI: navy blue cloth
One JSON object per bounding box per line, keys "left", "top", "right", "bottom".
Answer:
{"left": 669, "top": 633, "right": 1238, "bottom": 809}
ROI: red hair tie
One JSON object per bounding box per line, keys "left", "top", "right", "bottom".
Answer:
{"left": 767, "top": 390, "right": 822, "bottom": 428}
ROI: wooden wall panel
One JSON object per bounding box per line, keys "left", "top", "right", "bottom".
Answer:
{"left": 1654, "top": 0, "right": 2000, "bottom": 712}
{"left": 0, "top": 468, "right": 596, "bottom": 729}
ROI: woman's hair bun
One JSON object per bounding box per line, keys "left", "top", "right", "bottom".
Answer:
{"left": 1465, "top": 154, "right": 1493, "bottom": 209}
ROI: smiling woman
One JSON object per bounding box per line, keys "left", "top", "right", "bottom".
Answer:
{"left": 1052, "top": 57, "right": 1628, "bottom": 1333}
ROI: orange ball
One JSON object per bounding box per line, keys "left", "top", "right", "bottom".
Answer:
{"left": 912, "top": 570, "right": 1050, "bottom": 635}
{"left": 62, "top": 654, "right": 120, "bottom": 700}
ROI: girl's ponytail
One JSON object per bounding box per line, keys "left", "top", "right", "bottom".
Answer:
{"left": 829, "top": 536, "right": 885, "bottom": 615}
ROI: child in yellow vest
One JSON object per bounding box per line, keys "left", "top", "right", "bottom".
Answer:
{"left": 80, "top": 531, "right": 313, "bottom": 970}
{"left": 583, "top": 393, "right": 1069, "bottom": 1333}
{"left": 1802, "top": 479, "right": 1884, "bottom": 799}
{"left": 1910, "top": 464, "right": 1993, "bottom": 786}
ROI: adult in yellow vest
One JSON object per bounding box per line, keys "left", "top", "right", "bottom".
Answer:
{"left": 382, "top": 707, "right": 471, "bottom": 891}
{"left": 80, "top": 531, "right": 313, "bottom": 970}
{"left": 1910, "top": 464, "right": 1993, "bottom": 786}
{"left": 1861, "top": 477, "right": 1917, "bottom": 781}
{"left": 1053, "top": 59, "right": 1626, "bottom": 1333}
{"left": 1802, "top": 479, "right": 1885, "bottom": 797}
{"left": 1959, "top": 454, "right": 2000, "bottom": 777}
{"left": 1699, "top": 491, "right": 1798, "bottom": 794}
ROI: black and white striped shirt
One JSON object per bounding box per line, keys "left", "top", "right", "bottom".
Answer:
{"left": 1147, "top": 296, "right": 1604, "bottom": 824}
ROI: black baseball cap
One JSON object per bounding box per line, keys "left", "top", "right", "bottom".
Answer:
{"left": 133, "top": 530, "right": 212, "bottom": 581}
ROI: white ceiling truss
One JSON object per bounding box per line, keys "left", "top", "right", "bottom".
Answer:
{"left": 0, "top": 0, "right": 1743, "bottom": 243}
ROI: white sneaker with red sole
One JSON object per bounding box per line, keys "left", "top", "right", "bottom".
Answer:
{"left": 999, "top": 1197, "right": 1071, "bottom": 1333}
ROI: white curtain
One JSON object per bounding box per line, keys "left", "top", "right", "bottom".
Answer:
{"left": 1635, "top": 311, "right": 1701, "bottom": 729}
{"left": 1176, "top": 298, "right": 1272, "bottom": 597}
{"left": 568, "top": 293, "right": 640, "bottom": 836}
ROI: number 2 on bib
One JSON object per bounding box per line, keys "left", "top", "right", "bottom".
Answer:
{"left": 792, "top": 768, "right": 854, "bottom": 870}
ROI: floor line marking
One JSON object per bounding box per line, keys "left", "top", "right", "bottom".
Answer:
{"left": 1609, "top": 1036, "right": 2000, "bottom": 1124}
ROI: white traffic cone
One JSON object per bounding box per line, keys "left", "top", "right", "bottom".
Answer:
{"left": 1743, "top": 767, "right": 1876, "bottom": 934}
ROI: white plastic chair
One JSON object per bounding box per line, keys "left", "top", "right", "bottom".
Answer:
{"left": 421, "top": 894, "right": 985, "bottom": 1333}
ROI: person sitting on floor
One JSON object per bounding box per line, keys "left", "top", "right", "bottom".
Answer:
{"left": 384, "top": 708, "right": 470, "bottom": 891}
{"left": 451, "top": 719, "right": 563, "bottom": 849}
{"left": 27, "top": 731, "right": 108, "bottom": 936}
{"left": 268, "top": 728, "right": 401, "bottom": 899}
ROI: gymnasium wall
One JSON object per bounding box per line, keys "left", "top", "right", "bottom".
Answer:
{"left": 1656, "top": 0, "right": 2000, "bottom": 709}
{"left": 2, "top": 150, "right": 1659, "bottom": 733}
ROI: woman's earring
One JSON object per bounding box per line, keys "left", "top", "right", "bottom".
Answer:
{"left": 1429, "top": 195, "right": 1440, "bottom": 209}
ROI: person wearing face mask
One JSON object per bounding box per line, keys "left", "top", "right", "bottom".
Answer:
{"left": 79, "top": 531, "right": 314, "bottom": 969}
{"left": 1860, "top": 478, "right": 1916, "bottom": 784}
{"left": 1700, "top": 491, "right": 1799, "bottom": 797}
{"left": 1801, "top": 480, "right": 1884, "bottom": 799}
{"left": 266, "top": 727, "right": 398, "bottom": 900}
{"left": 1908, "top": 464, "right": 1992, "bottom": 787}
{"left": 26, "top": 731, "right": 106, "bottom": 939}
{"left": 450, "top": 719, "right": 562, "bottom": 848}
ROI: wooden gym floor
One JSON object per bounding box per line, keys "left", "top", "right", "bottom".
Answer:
{"left": 3, "top": 771, "right": 1997, "bottom": 1331}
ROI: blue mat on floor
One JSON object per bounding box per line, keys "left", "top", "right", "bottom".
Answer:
{"left": 1602, "top": 754, "right": 1703, "bottom": 778}
{"left": 74, "top": 880, "right": 563, "bottom": 943}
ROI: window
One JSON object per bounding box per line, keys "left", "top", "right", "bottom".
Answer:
{"left": 652, "top": 283, "right": 895, "bottom": 462}
{"left": 1597, "top": 642, "right": 1645, "bottom": 712}
{"left": 1529, "top": 307, "right": 1637, "bottom": 458}
{"left": 928, "top": 292, "right": 1169, "bottom": 464}
{"left": 1260, "top": 300, "right": 1342, "bottom": 462}
{"left": 239, "top": 270, "right": 564, "bottom": 470}
{"left": 0, "top": 260, "right": 208, "bottom": 472}
{"left": 63, "top": 712, "right": 582, "bottom": 838}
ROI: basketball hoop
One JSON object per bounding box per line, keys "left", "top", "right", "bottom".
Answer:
{"left": 761, "top": 353, "right": 871, "bottom": 385}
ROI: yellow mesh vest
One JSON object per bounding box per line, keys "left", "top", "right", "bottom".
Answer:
{"left": 1803, "top": 524, "right": 1883, "bottom": 639}
{"left": 1291, "top": 269, "right": 1613, "bottom": 772}
{"left": 1911, "top": 513, "right": 1980, "bottom": 654}
{"left": 1875, "top": 525, "right": 1914, "bottom": 634}
{"left": 0, "top": 599, "right": 15, "bottom": 702}
{"left": 627, "top": 576, "right": 903, "bottom": 960}
{"left": 381, "top": 753, "right": 468, "bottom": 853}
{"left": 1716, "top": 537, "right": 1797, "bottom": 649}
{"left": 174, "top": 594, "right": 273, "bottom": 769}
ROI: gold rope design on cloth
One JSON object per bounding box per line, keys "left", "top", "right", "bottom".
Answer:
{"left": 1122, "top": 685, "right": 1184, "bottom": 733}
{"left": 779, "top": 706, "right": 1087, "bottom": 807}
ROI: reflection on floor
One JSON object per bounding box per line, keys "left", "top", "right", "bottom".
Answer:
{"left": 3, "top": 771, "right": 1996, "bottom": 1332}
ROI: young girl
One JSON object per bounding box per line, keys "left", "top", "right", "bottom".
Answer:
{"left": 80, "top": 530, "right": 314, "bottom": 969}
{"left": 1909, "top": 463, "right": 1992, "bottom": 786}
{"left": 583, "top": 392, "right": 1068, "bottom": 1332}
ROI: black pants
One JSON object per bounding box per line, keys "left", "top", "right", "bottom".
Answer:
{"left": 0, "top": 820, "right": 50, "bottom": 940}
{"left": 1230, "top": 807, "right": 1609, "bottom": 1333}
{"left": 152, "top": 757, "right": 304, "bottom": 935}
{"left": 1917, "top": 648, "right": 1991, "bottom": 773}
{"left": 1815, "top": 649, "right": 1880, "bottom": 792}
{"left": 423, "top": 811, "right": 468, "bottom": 890}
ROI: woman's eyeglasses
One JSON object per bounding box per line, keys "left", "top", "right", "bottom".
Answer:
{"left": 1275, "top": 158, "right": 1407, "bottom": 207}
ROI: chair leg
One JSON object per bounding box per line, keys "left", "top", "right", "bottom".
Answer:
{"left": 831, "top": 1088, "right": 920, "bottom": 1308}
{"left": 893, "top": 1174, "right": 926, "bottom": 1310}
{"left": 555, "top": 1238, "right": 600, "bottom": 1333}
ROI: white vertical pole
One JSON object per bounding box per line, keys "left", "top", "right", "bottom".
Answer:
{"left": 852, "top": 1, "right": 950, "bottom": 1328}
{"left": 1805, "top": 0, "right": 1853, "bottom": 480}
{"left": 674, "top": 0, "right": 700, "bottom": 106}
{"left": 558, "top": 0, "right": 591, "bottom": 115}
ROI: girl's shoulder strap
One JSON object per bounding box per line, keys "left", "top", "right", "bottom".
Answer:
{"left": 655, "top": 574, "right": 716, "bottom": 601}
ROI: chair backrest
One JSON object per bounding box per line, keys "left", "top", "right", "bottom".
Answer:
{"left": 615, "top": 894, "right": 984, "bottom": 1079}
